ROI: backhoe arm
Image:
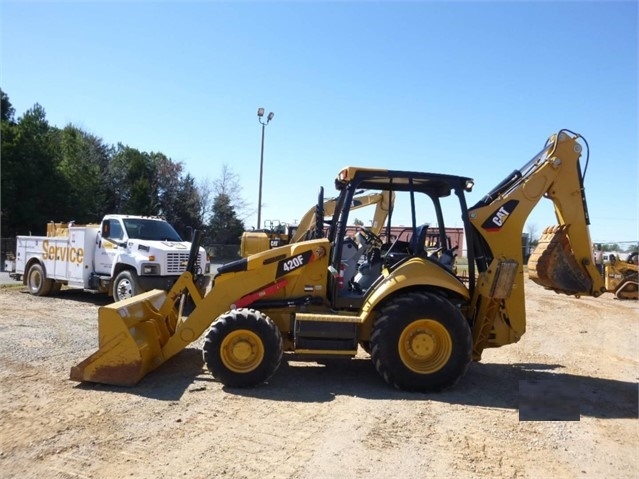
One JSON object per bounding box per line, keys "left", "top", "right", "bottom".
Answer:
{"left": 467, "top": 130, "right": 605, "bottom": 358}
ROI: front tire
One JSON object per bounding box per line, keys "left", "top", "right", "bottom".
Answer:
{"left": 27, "top": 263, "right": 54, "bottom": 296}
{"left": 370, "top": 291, "right": 472, "bottom": 392}
{"left": 113, "top": 270, "right": 141, "bottom": 301}
{"left": 203, "top": 309, "right": 283, "bottom": 388}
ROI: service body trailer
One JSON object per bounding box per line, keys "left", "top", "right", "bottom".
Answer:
{"left": 10, "top": 215, "right": 210, "bottom": 301}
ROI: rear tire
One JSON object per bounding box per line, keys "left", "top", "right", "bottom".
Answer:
{"left": 27, "top": 263, "right": 54, "bottom": 296}
{"left": 113, "top": 270, "right": 141, "bottom": 301}
{"left": 370, "top": 291, "right": 472, "bottom": 392}
{"left": 203, "top": 309, "right": 283, "bottom": 388}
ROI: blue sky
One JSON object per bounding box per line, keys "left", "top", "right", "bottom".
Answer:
{"left": 2, "top": 1, "right": 637, "bottom": 246}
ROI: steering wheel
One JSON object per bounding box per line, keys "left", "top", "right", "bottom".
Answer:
{"left": 359, "top": 228, "right": 383, "bottom": 248}
{"left": 312, "top": 187, "right": 325, "bottom": 239}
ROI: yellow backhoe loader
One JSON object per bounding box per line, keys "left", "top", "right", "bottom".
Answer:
{"left": 71, "top": 130, "right": 605, "bottom": 392}
{"left": 602, "top": 253, "right": 638, "bottom": 299}
{"left": 240, "top": 191, "right": 394, "bottom": 256}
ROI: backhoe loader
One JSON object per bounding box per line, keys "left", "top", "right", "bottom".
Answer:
{"left": 602, "top": 253, "right": 638, "bottom": 299}
{"left": 71, "top": 130, "right": 605, "bottom": 392}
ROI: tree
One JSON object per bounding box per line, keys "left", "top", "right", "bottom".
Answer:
{"left": 1, "top": 90, "right": 18, "bottom": 236}
{"left": 353, "top": 218, "right": 364, "bottom": 227}
{"left": 207, "top": 193, "right": 245, "bottom": 245}
{"left": 56, "top": 124, "right": 111, "bottom": 223}
{"left": 212, "top": 164, "right": 251, "bottom": 221}
{"left": 108, "top": 145, "right": 158, "bottom": 215}
{"left": 1, "top": 103, "right": 65, "bottom": 236}
{"left": 153, "top": 152, "right": 183, "bottom": 223}
{"left": 526, "top": 222, "right": 539, "bottom": 247}
{"left": 1, "top": 89, "right": 15, "bottom": 122}
{"left": 196, "top": 177, "right": 214, "bottom": 225}
{"left": 174, "top": 174, "right": 205, "bottom": 239}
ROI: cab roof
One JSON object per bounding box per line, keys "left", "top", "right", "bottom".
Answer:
{"left": 335, "top": 166, "right": 474, "bottom": 198}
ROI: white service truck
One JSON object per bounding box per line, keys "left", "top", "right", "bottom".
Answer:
{"left": 8, "top": 214, "right": 210, "bottom": 301}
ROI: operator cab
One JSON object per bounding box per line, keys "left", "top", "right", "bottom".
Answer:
{"left": 320, "top": 167, "right": 473, "bottom": 310}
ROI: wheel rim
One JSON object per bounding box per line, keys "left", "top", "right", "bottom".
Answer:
{"left": 220, "top": 329, "right": 265, "bottom": 373}
{"left": 116, "top": 278, "right": 133, "bottom": 300}
{"left": 398, "top": 319, "right": 452, "bottom": 374}
{"left": 29, "top": 269, "right": 42, "bottom": 291}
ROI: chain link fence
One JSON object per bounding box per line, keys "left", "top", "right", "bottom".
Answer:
{"left": 204, "top": 244, "right": 241, "bottom": 264}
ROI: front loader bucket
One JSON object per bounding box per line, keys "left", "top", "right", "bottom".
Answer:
{"left": 527, "top": 225, "right": 593, "bottom": 296}
{"left": 70, "top": 289, "right": 172, "bottom": 386}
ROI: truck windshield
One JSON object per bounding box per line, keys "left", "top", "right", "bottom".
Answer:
{"left": 122, "top": 219, "right": 183, "bottom": 242}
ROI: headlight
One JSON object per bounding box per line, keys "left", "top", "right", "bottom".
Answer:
{"left": 141, "top": 263, "right": 160, "bottom": 275}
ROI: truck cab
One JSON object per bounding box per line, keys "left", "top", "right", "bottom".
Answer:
{"left": 95, "top": 215, "right": 210, "bottom": 300}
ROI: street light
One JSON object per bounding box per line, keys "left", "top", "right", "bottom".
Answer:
{"left": 257, "top": 107, "right": 274, "bottom": 229}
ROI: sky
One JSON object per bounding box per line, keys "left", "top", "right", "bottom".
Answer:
{"left": 1, "top": 0, "right": 638, "bottom": 246}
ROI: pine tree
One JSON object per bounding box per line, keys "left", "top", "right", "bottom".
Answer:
{"left": 207, "top": 193, "right": 245, "bottom": 245}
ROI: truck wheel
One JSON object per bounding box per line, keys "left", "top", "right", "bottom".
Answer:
{"left": 113, "top": 270, "right": 141, "bottom": 301}
{"left": 370, "top": 291, "right": 472, "bottom": 392}
{"left": 27, "top": 263, "right": 54, "bottom": 296}
{"left": 203, "top": 309, "right": 283, "bottom": 388}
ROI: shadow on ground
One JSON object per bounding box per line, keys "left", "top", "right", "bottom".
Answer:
{"left": 20, "top": 288, "right": 112, "bottom": 306}
{"left": 75, "top": 350, "right": 638, "bottom": 419}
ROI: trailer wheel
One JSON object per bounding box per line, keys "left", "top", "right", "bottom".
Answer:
{"left": 113, "top": 270, "right": 141, "bottom": 301}
{"left": 203, "top": 309, "right": 283, "bottom": 388}
{"left": 370, "top": 291, "right": 472, "bottom": 392}
{"left": 27, "top": 263, "right": 54, "bottom": 296}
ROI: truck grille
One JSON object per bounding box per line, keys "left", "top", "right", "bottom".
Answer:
{"left": 166, "top": 253, "right": 189, "bottom": 274}
{"left": 166, "top": 253, "right": 202, "bottom": 274}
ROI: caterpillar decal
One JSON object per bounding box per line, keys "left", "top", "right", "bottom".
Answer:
{"left": 481, "top": 200, "right": 519, "bottom": 231}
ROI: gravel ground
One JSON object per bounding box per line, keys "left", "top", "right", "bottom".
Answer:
{"left": 0, "top": 279, "right": 637, "bottom": 479}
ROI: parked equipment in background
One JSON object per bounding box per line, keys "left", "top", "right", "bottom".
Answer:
{"left": 8, "top": 215, "right": 209, "bottom": 301}
{"left": 602, "top": 253, "right": 638, "bottom": 300}
{"left": 72, "top": 130, "right": 605, "bottom": 392}
{"left": 240, "top": 191, "right": 394, "bottom": 257}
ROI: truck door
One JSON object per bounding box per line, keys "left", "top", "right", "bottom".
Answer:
{"left": 94, "top": 219, "right": 124, "bottom": 275}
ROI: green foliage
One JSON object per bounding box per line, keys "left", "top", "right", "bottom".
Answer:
{"left": 206, "top": 193, "right": 245, "bottom": 244}
{"left": 175, "top": 174, "right": 205, "bottom": 238}
{"left": 353, "top": 218, "right": 364, "bottom": 226}
{"left": 1, "top": 89, "right": 15, "bottom": 122}
{"left": 1, "top": 103, "right": 66, "bottom": 236}
{"left": 56, "top": 125, "right": 111, "bottom": 223}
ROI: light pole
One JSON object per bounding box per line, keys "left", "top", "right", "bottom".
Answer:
{"left": 257, "top": 107, "right": 274, "bottom": 229}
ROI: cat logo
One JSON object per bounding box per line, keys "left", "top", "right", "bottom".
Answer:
{"left": 481, "top": 200, "right": 519, "bottom": 232}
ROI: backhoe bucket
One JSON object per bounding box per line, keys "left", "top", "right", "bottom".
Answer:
{"left": 527, "top": 225, "right": 592, "bottom": 296}
{"left": 70, "top": 289, "right": 171, "bottom": 386}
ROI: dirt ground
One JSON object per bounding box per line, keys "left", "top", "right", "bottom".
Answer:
{"left": 0, "top": 279, "right": 637, "bottom": 479}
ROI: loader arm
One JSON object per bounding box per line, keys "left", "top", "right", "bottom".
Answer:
{"left": 466, "top": 130, "right": 605, "bottom": 359}
{"left": 71, "top": 239, "right": 331, "bottom": 386}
